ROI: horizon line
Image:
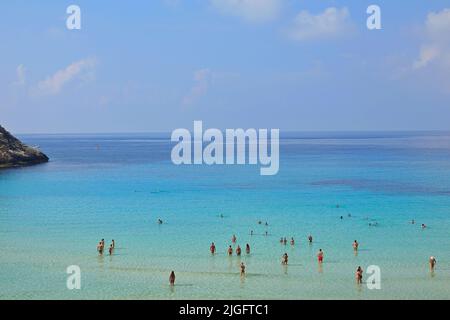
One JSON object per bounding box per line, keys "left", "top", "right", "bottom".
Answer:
{"left": 15, "top": 129, "right": 450, "bottom": 136}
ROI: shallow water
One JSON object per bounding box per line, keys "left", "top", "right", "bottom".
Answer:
{"left": 1, "top": 132, "right": 450, "bottom": 299}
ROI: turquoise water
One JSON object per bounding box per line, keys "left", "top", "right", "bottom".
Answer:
{"left": 1, "top": 132, "right": 450, "bottom": 300}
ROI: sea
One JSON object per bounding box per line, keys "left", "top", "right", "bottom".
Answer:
{"left": 1, "top": 131, "right": 449, "bottom": 299}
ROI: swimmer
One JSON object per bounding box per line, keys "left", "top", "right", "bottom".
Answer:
{"left": 308, "top": 235, "right": 313, "bottom": 244}
{"left": 250, "top": 230, "right": 254, "bottom": 236}
{"left": 340, "top": 216, "right": 344, "bottom": 220}
{"left": 232, "top": 235, "right": 237, "bottom": 243}
{"left": 236, "top": 245, "right": 242, "bottom": 256}
{"left": 258, "top": 221, "right": 262, "bottom": 225}
{"left": 240, "top": 263, "right": 246, "bottom": 276}
{"left": 317, "top": 249, "right": 324, "bottom": 264}
{"left": 356, "top": 266, "right": 363, "bottom": 284}
{"left": 429, "top": 256, "right": 437, "bottom": 271}
{"left": 422, "top": 224, "right": 427, "bottom": 229}
{"left": 283, "top": 238, "right": 287, "bottom": 245}
{"left": 348, "top": 213, "right": 352, "bottom": 218}
{"left": 228, "top": 245, "right": 233, "bottom": 256}
{"left": 265, "top": 231, "right": 268, "bottom": 236}
{"left": 281, "top": 253, "right": 288, "bottom": 265}
{"left": 157, "top": 219, "right": 163, "bottom": 225}
{"left": 210, "top": 242, "right": 216, "bottom": 255}
{"left": 290, "top": 237, "right": 295, "bottom": 246}
{"left": 169, "top": 271, "right": 176, "bottom": 286}
{"left": 220, "top": 214, "right": 224, "bottom": 218}
{"left": 353, "top": 240, "right": 359, "bottom": 251}
{"left": 246, "top": 244, "right": 251, "bottom": 254}
{"left": 265, "top": 222, "right": 269, "bottom": 226}
{"left": 411, "top": 219, "right": 415, "bottom": 225}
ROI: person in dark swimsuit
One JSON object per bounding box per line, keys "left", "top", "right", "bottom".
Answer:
{"left": 169, "top": 271, "right": 176, "bottom": 286}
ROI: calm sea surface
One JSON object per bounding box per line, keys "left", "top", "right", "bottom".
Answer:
{"left": 1, "top": 132, "right": 450, "bottom": 299}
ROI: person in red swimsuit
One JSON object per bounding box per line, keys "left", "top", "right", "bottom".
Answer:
{"left": 317, "top": 249, "right": 324, "bottom": 263}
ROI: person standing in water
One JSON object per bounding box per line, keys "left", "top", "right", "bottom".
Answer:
{"left": 108, "top": 244, "right": 114, "bottom": 255}
{"left": 228, "top": 245, "right": 233, "bottom": 256}
{"left": 240, "top": 263, "right": 246, "bottom": 276}
{"left": 290, "top": 237, "right": 295, "bottom": 246}
{"left": 232, "top": 235, "right": 237, "bottom": 243}
{"left": 353, "top": 240, "right": 359, "bottom": 251}
{"left": 236, "top": 245, "right": 242, "bottom": 256}
{"left": 429, "top": 256, "right": 437, "bottom": 271}
{"left": 317, "top": 249, "right": 324, "bottom": 264}
{"left": 356, "top": 266, "right": 363, "bottom": 284}
{"left": 246, "top": 244, "right": 251, "bottom": 255}
{"left": 97, "top": 241, "right": 104, "bottom": 255}
{"left": 111, "top": 239, "right": 115, "bottom": 249}
{"left": 210, "top": 242, "right": 216, "bottom": 255}
{"left": 282, "top": 253, "right": 288, "bottom": 265}
{"left": 169, "top": 271, "right": 176, "bottom": 286}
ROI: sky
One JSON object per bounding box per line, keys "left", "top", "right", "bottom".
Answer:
{"left": 1, "top": 0, "right": 450, "bottom": 134}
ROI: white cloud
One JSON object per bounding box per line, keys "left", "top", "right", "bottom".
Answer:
{"left": 287, "top": 7, "right": 352, "bottom": 42}
{"left": 182, "top": 69, "right": 212, "bottom": 106}
{"left": 33, "top": 58, "right": 96, "bottom": 96}
{"left": 413, "top": 8, "right": 450, "bottom": 70}
{"left": 210, "top": 0, "right": 282, "bottom": 23}
{"left": 12, "top": 64, "right": 26, "bottom": 86}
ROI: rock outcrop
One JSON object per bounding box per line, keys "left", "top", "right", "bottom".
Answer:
{"left": 0, "top": 125, "right": 49, "bottom": 168}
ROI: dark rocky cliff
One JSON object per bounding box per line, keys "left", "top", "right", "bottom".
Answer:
{"left": 0, "top": 125, "right": 49, "bottom": 168}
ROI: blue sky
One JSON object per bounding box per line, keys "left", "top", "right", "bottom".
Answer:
{"left": 1, "top": 0, "right": 450, "bottom": 133}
